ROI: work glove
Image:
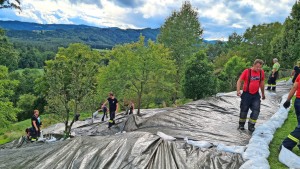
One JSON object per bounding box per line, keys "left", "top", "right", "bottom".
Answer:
{"left": 283, "top": 101, "right": 291, "bottom": 109}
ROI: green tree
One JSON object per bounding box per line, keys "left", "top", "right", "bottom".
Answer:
{"left": 99, "top": 36, "right": 176, "bottom": 114}
{"left": 227, "top": 32, "right": 243, "bottom": 49}
{"left": 9, "top": 69, "right": 43, "bottom": 105}
{"left": 221, "top": 56, "right": 249, "bottom": 91}
{"left": 183, "top": 51, "right": 219, "bottom": 100}
{"left": 205, "top": 40, "right": 228, "bottom": 60}
{"left": 18, "top": 47, "right": 43, "bottom": 68}
{"left": 277, "top": 1, "right": 300, "bottom": 67}
{"left": 0, "top": 65, "right": 19, "bottom": 127}
{"left": 0, "top": 29, "right": 19, "bottom": 71}
{"left": 17, "top": 94, "right": 36, "bottom": 121}
{"left": 158, "top": 1, "right": 203, "bottom": 102}
{"left": 45, "top": 43, "right": 99, "bottom": 137}
{"left": 241, "top": 22, "right": 282, "bottom": 66}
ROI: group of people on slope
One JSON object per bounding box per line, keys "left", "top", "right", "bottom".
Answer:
{"left": 237, "top": 58, "right": 299, "bottom": 153}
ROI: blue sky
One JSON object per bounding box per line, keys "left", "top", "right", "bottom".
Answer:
{"left": 0, "top": 0, "right": 296, "bottom": 40}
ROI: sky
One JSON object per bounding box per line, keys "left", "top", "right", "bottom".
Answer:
{"left": 0, "top": 0, "right": 296, "bottom": 40}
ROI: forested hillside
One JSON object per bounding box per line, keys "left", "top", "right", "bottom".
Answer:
{"left": 0, "top": 21, "right": 160, "bottom": 50}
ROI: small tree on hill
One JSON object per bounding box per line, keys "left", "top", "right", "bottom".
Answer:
{"left": 45, "top": 43, "right": 99, "bottom": 138}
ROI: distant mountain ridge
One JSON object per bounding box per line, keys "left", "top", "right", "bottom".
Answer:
{"left": 0, "top": 20, "right": 216, "bottom": 49}
{"left": 0, "top": 20, "right": 95, "bottom": 31}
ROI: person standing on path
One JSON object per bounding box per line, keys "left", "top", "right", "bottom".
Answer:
{"left": 236, "top": 59, "right": 266, "bottom": 132}
{"left": 102, "top": 92, "right": 119, "bottom": 129}
{"left": 266, "top": 58, "right": 280, "bottom": 91}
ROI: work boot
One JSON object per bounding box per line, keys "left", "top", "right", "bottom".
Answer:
{"left": 238, "top": 122, "right": 245, "bottom": 130}
{"left": 266, "top": 87, "right": 271, "bottom": 90}
{"left": 248, "top": 123, "right": 255, "bottom": 132}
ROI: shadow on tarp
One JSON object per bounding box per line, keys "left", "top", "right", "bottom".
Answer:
{"left": 0, "top": 82, "right": 290, "bottom": 169}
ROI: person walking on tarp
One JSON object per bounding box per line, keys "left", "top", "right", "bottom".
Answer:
{"left": 266, "top": 58, "right": 280, "bottom": 91}
{"left": 236, "top": 59, "right": 266, "bottom": 132}
{"left": 101, "top": 104, "right": 108, "bottom": 122}
{"left": 291, "top": 59, "right": 300, "bottom": 83}
{"left": 281, "top": 75, "right": 300, "bottom": 151}
{"left": 102, "top": 92, "right": 118, "bottom": 129}
{"left": 128, "top": 100, "right": 134, "bottom": 115}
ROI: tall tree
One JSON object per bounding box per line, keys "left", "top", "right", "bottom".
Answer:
{"left": 158, "top": 1, "right": 203, "bottom": 102}
{"left": 183, "top": 51, "right": 219, "bottom": 100}
{"left": 242, "top": 22, "right": 282, "bottom": 66}
{"left": 45, "top": 43, "right": 100, "bottom": 137}
{"left": 0, "top": 66, "right": 19, "bottom": 127}
{"left": 99, "top": 36, "right": 176, "bottom": 115}
{"left": 276, "top": 1, "right": 300, "bottom": 67}
{"left": 227, "top": 32, "right": 243, "bottom": 49}
{"left": 0, "top": 29, "right": 19, "bottom": 71}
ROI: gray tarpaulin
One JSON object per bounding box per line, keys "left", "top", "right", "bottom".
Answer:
{"left": 0, "top": 82, "right": 290, "bottom": 169}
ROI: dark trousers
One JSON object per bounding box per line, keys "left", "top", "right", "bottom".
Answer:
{"left": 239, "top": 92, "right": 261, "bottom": 125}
{"left": 282, "top": 98, "right": 300, "bottom": 151}
{"left": 29, "top": 127, "right": 40, "bottom": 139}
{"left": 101, "top": 110, "right": 108, "bottom": 121}
{"left": 108, "top": 111, "right": 115, "bottom": 128}
{"left": 267, "top": 72, "right": 278, "bottom": 90}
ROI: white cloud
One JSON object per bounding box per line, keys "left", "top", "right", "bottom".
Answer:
{"left": 4, "top": 0, "right": 297, "bottom": 39}
{"left": 232, "top": 23, "right": 243, "bottom": 28}
{"left": 200, "top": 3, "right": 242, "bottom": 25}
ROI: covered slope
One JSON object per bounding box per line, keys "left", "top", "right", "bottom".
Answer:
{"left": 0, "top": 82, "right": 289, "bottom": 168}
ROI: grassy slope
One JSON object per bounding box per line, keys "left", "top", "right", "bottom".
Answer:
{"left": 268, "top": 97, "right": 300, "bottom": 169}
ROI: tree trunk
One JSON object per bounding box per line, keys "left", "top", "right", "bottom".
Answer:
{"left": 137, "top": 83, "right": 144, "bottom": 116}
{"left": 137, "top": 92, "right": 142, "bottom": 115}
{"left": 173, "top": 69, "right": 181, "bottom": 105}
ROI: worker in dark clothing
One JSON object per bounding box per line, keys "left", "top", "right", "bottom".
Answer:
{"left": 102, "top": 92, "right": 119, "bottom": 129}
{"left": 282, "top": 75, "right": 300, "bottom": 151}
{"left": 128, "top": 100, "right": 134, "bottom": 115}
{"left": 266, "top": 58, "right": 280, "bottom": 91}
{"left": 236, "top": 59, "right": 266, "bottom": 132}
{"left": 30, "top": 109, "right": 42, "bottom": 141}
{"left": 291, "top": 60, "right": 300, "bottom": 83}
{"left": 101, "top": 104, "right": 108, "bottom": 122}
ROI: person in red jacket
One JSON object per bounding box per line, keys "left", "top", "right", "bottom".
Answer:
{"left": 282, "top": 75, "right": 300, "bottom": 151}
{"left": 236, "top": 59, "right": 266, "bottom": 132}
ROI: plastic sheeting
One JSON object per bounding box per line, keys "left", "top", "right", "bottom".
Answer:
{"left": 0, "top": 82, "right": 291, "bottom": 169}
{"left": 279, "top": 145, "right": 300, "bottom": 168}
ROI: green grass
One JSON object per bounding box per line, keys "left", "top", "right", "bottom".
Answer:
{"left": 268, "top": 97, "right": 300, "bottom": 169}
